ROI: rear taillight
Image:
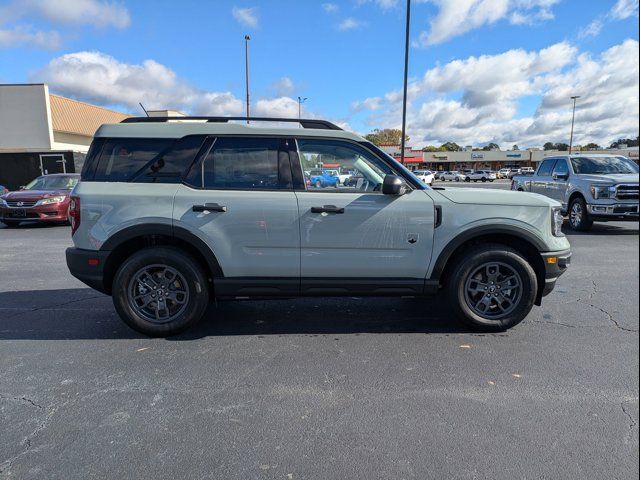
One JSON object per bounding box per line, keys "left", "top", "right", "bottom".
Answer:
{"left": 69, "top": 196, "right": 81, "bottom": 235}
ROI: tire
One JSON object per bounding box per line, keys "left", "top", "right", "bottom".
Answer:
{"left": 465, "top": 177, "right": 471, "bottom": 182}
{"left": 112, "top": 247, "right": 209, "bottom": 337}
{"left": 445, "top": 243, "right": 537, "bottom": 332}
{"left": 2, "top": 221, "right": 20, "bottom": 228}
{"left": 481, "top": 178, "right": 487, "bottom": 182}
{"left": 455, "top": 177, "right": 460, "bottom": 182}
{"left": 489, "top": 179, "right": 494, "bottom": 182}
{"left": 568, "top": 196, "right": 593, "bottom": 231}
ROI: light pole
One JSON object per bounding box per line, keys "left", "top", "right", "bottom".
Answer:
{"left": 297, "top": 96, "right": 308, "bottom": 122}
{"left": 569, "top": 95, "right": 580, "bottom": 154}
{"left": 399, "top": 0, "right": 411, "bottom": 165}
{"left": 244, "top": 35, "right": 251, "bottom": 124}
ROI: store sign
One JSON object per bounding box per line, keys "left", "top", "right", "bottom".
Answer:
{"left": 506, "top": 153, "right": 522, "bottom": 158}
{"left": 432, "top": 154, "right": 448, "bottom": 159}
{"left": 471, "top": 153, "right": 484, "bottom": 159}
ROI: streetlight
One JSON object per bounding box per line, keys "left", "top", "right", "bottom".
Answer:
{"left": 297, "top": 96, "right": 308, "bottom": 123}
{"left": 244, "top": 35, "right": 251, "bottom": 124}
{"left": 400, "top": 0, "right": 411, "bottom": 165}
{"left": 569, "top": 95, "right": 580, "bottom": 154}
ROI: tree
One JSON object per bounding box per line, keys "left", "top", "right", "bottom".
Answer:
{"left": 584, "top": 142, "right": 600, "bottom": 150}
{"left": 364, "top": 129, "right": 409, "bottom": 146}
{"left": 439, "top": 142, "right": 462, "bottom": 151}
{"left": 543, "top": 142, "right": 555, "bottom": 151}
{"left": 482, "top": 142, "right": 500, "bottom": 151}
{"left": 609, "top": 136, "right": 639, "bottom": 148}
{"left": 512, "top": 144, "right": 519, "bottom": 151}
{"left": 556, "top": 143, "right": 569, "bottom": 151}
{"left": 422, "top": 145, "right": 442, "bottom": 152}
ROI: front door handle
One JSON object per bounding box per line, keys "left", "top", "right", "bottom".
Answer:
{"left": 311, "top": 205, "right": 344, "bottom": 214}
{"left": 193, "top": 203, "right": 227, "bottom": 213}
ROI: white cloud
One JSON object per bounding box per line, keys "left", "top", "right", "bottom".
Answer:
{"left": 609, "top": 0, "right": 639, "bottom": 20}
{"left": 254, "top": 97, "right": 299, "bottom": 118}
{"left": 33, "top": 51, "right": 244, "bottom": 115}
{"left": 0, "top": 25, "right": 61, "bottom": 50}
{"left": 0, "top": 0, "right": 130, "bottom": 29}
{"left": 232, "top": 6, "right": 258, "bottom": 28}
{"left": 357, "top": 0, "right": 400, "bottom": 9}
{"left": 578, "top": 18, "right": 603, "bottom": 39}
{"left": 416, "top": 0, "right": 559, "bottom": 46}
{"left": 321, "top": 3, "right": 339, "bottom": 13}
{"left": 271, "top": 76, "right": 295, "bottom": 96}
{"left": 338, "top": 17, "right": 366, "bottom": 31}
{"left": 355, "top": 39, "right": 639, "bottom": 148}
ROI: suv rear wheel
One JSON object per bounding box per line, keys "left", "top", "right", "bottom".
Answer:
{"left": 446, "top": 244, "right": 537, "bottom": 331}
{"left": 112, "top": 247, "right": 209, "bottom": 336}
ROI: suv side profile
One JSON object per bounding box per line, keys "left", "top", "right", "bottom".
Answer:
{"left": 66, "top": 116, "right": 571, "bottom": 337}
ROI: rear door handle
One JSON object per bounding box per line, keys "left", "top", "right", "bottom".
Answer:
{"left": 311, "top": 205, "right": 344, "bottom": 214}
{"left": 193, "top": 203, "right": 227, "bottom": 213}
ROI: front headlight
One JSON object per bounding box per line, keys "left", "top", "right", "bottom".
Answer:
{"left": 36, "top": 196, "right": 66, "bottom": 206}
{"left": 590, "top": 184, "right": 616, "bottom": 199}
{"left": 552, "top": 207, "right": 564, "bottom": 237}
{"left": 0, "top": 198, "right": 7, "bottom": 207}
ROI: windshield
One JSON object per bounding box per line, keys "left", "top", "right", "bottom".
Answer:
{"left": 24, "top": 175, "right": 79, "bottom": 190}
{"left": 571, "top": 156, "right": 639, "bottom": 175}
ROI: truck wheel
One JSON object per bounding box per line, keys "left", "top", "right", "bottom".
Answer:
{"left": 112, "top": 247, "right": 209, "bottom": 337}
{"left": 465, "top": 177, "right": 471, "bottom": 182}
{"left": 446, "top": 244, "right": 537, "bottom": 332}
{"left": 481, "top": 177, "right": 487, "bottom": 182}
{"left": 568, "top": 197, "right": 593, "bottom": 231}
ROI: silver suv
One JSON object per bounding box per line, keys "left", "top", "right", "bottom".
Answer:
{"left": 66, "top": 117, "right": 571, "bottom": 336}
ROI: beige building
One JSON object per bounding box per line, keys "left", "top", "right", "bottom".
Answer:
{"left": 0, "top": 83, "right": 128, "bottom": 189}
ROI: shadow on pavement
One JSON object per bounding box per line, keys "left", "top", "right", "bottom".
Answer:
{"left": 0, "top": 288, "right": 489, "bottom": 340}
{"left": 562, "top": 223, "right": 639, "bottom": 236}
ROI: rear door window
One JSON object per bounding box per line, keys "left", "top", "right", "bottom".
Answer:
{"left": 93, "top": 138, "right": 174, "bottom": 182}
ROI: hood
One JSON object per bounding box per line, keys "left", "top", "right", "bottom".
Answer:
{"left": 3, "top": 189, "right": 71, "bottom": 200}
{"left": 433, "top": 187, "right": 559, "bottom": 207}
{"left": 574, "top": 173, "right": 639, "bottom": 184}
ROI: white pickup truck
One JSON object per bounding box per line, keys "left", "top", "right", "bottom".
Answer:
{"left": 511, "top": 154, "right": 639, "bottom": 230}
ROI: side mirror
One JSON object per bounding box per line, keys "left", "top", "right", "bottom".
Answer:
{"left": 382, "top": 175, "right": 407, "bottom": 195}
{"left": 553, "top": 172, "right": 568, "bottom": 181}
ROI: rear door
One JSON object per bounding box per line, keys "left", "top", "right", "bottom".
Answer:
{"left": 173, "top": 136, "right": 300, "bottom": 293}
{"left": 292, "top": 138, "right": 435, "bottom": 294}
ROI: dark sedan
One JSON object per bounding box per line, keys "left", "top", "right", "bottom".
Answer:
{"left": 0, "top": 174, "right": 80, "bottom": 227}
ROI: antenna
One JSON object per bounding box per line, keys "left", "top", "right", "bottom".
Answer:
{"left": 139, "top": 102, "right": 149, "bottom": 117}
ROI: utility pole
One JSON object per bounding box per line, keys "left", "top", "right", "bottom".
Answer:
{"left": 400, "top": 0, "right": 411, "bottom": 165}
{"left": 297, "top": 97, "right": 308, "bottom": 123}
{"left": 245, "top": 35, "right": 251, "bottom": 124}
{"left": 569, "top": 95, "right": 580, "bottom": 154}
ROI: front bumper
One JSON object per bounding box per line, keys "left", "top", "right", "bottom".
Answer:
{"left": 540, "top": 249, "right": 571, "bottom": 298}
{"left": 66, "top": 247, "right": 110, "bottom": 294}
{"left": 587, "top": 203, "right": 639, "bottom": 221}
{"left": 0, "top": 203, "right": 70, "bottom": 223}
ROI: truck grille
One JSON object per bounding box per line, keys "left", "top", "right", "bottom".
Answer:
{"left": 6, "top": 200, "right": 37, "bottom": 208}
{"left": 616, "top": 184, "right": 639, "bottom": 201}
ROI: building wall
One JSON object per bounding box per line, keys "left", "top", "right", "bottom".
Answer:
{"left": 52, "top": 131, "right": 92, "bottom": 153}
{"left": 0, "top": 151, "right": 76, "bottom": 190}
{"left": 0, "top": 84, "right": 53, "bottom": 151}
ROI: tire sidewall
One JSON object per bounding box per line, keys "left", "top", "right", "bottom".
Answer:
{"left": 447, "top": 246, "right": 537, "bottom": 331}
{"left": 112, "top": 247, "right": 209, "bottom": 336}
{"left": 568, "top": 197, "right": 593, "bottom": 231}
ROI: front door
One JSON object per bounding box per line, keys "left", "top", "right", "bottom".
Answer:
{"left": 531, "top": 158, "right": 557, "bottom": 195}
{"left": 293, "top": 138, "right": 435, "bottom": 294}
{"left": 173, "top": 136, "right": 300, "bottom": 293}
{"left": 39, "top": 154, "right": 66, "bottom": 175}
{"left": 549, "top": 158, "right": 570, "bottom": 204}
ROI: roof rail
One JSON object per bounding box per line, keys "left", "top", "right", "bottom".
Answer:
{"left": 120, "top": 116, "right": 343, "bottom": 130}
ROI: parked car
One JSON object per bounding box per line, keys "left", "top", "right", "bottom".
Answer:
{"left": 66, "top": 116, "right": 570, "bottom": 336}
{"left": 469, "top": 170, "right": 497, "bottom": 182}
{"left": 520, "top": 166, "right": 535, "bottom": 175}
{"left": 337, "top": 170, "right": 353, "bottom": 186}
{"left": 497, "top": 168, "right": 511, "bottom": 179}
{"left": 440, "top": 171, "right": 466, "bottom": 182}
{"left": 511, "top": 154, "right": 639, "bottom": 230}
{"left": 507, "top": 168, "right": 522, "bottom": 179}
{"left": 0, "top": 173, "right": 80, "bottom": 227}
{"left": 412, "top": 170, "right": 435, "bottom": 185}
{"left": 308, "top": 169, "right": 339, "bottom": 188}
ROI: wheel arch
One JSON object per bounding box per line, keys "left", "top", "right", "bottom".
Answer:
{"left": 430, "top": 226, "right": 547, "bottom": 305}
{"left": 100, "top": 224, "right": 223, "bottom": 295}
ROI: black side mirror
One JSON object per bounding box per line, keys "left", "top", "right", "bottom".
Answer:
{"left": 382, "top": 175, "right": 407, "bottom": 195}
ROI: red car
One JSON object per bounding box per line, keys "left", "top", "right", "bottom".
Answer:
{"left": 0, "top": 174, "right": 80, "bottom": 227}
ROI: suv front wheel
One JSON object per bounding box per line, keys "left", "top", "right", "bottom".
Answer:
{"left": 112, "top": 247, "right": 209, "bottom": 336}
{"left": 446, "top": 244, "right": 537, "bottom": 331}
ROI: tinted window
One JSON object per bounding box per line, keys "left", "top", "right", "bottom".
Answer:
{"left": 537, "top": 159, "right": 557, "bottom": 176}
{"left": 93, "top": 138, "right": 174, "bottom": 182}
{"left": 81, "top": 138, "right": 105, "bottom": 180}
{"left": 202, "top": 137, "right": 292, "bottom": 190}
{"left": 552, "top": 159, "right": 569, "bottom": 176}
{"left": 571, "top": 156, "right": 639, "bottom": 174}
{"left": 133, "top": 135, "right": 206, "bottom": 183}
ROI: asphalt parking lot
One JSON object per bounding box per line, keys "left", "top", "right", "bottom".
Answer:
{"left": 1, "top": 196, "right": 638, "bottom": 479}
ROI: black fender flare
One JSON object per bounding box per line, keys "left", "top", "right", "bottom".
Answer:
{"left": 100, "top": 223, "right": 224, "bottom": 278}
{"left": 429, "top": 224, "right": 547, "bottom": 281}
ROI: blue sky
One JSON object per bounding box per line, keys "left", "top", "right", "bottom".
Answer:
{"left": 1, "top": 0, "right": 638, "bottom": 148}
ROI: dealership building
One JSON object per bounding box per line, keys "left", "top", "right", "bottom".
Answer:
{"left": 0, "top": 84, "right": 128, "bottom": 190}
